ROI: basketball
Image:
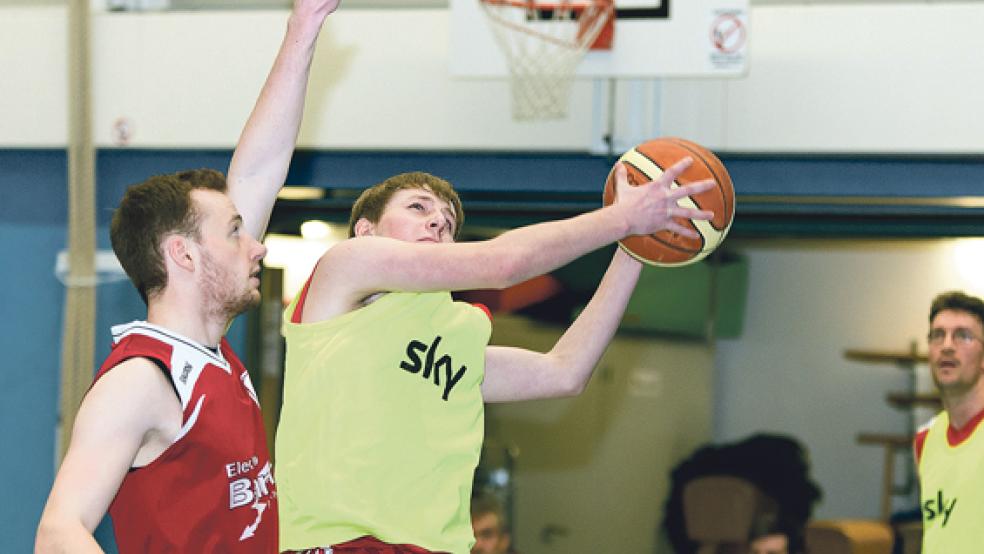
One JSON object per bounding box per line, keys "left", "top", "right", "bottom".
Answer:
{"left": 602, "top": 137, "right": 735, "bottom": 267}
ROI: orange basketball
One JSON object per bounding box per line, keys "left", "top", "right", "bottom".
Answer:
{"left": 602, "top": 137, "right": 735, "bottom": 267}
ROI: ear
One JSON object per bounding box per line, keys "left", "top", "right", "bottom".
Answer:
{"left": 353, "top": 217, "right": 375, "bottom": 237}
{"left": 162, "top": 234, "right": 196, "bottom": 274}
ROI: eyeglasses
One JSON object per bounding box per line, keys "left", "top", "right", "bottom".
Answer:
{"left": 928, "top": 327, "right": 983, "bottom": 346}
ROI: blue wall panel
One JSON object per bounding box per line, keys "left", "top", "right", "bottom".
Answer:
{"left": 2, "top": 147, "right": 983, "bottom": 548}
{"left": 0, "top": 149, "right": 261, "bottom": 551}
{"left": 0, "top": 223, "right": 65, "bottom": 552}
{"left": 723, "top": 154, "right": 984, "bottom": 197}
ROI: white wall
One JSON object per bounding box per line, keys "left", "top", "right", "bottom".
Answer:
{"left": 0, "top": 6, "right": 597, "bottom": 149}
{"left": 3, "top": 3, "right": 984, "bottom": 151}
{"left": 715, "top": 238, "right": 984, "bottom": 520}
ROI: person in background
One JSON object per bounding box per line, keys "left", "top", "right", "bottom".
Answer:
{"left": 471, "top": 492, "right": 513, "bottom": 554}
{"left": 663, "top": 433, "right": 821, "bottom": 554}
{"left": 914, "top": 291, "right": 984, "bottom": 552}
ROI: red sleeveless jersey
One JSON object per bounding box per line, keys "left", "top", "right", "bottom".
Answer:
{"left": 94, "top": 321, "right": 278, "bottom": 553}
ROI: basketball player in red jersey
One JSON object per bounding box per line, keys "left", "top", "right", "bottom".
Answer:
{"left": 34, "top": 1, "right": 339, "bottom": 552}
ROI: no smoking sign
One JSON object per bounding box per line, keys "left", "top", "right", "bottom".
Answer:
{"left": 711, "top": 13, "right": 746, "bottom": 53}
{"left": 708, "top": 10, "right": 747, "bottom": 71}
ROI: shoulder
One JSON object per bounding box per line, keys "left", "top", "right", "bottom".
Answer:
{"left": 101, "top": 326, "right": 175, "bottom": 378}
{"left": 54, "top": 357, "right": 180, "bottom": 480}
{"left": 87, "top": 357, "right": 177, "bottom": 429}
{"left": 302, "top": 238, "right": 406, "bottom": 321}
{"left": 92, "top": 357, "right": 172, "bottom": 399}
{"left": 317, "top": 235, "right": 392, "bottom": 268}
{"left": 914, "top": 414, "right": 942, "bottom": 465}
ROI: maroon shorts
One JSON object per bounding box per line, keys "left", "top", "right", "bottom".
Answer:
{"left": 284, "top": 535, "right": 444, "bottom": 554}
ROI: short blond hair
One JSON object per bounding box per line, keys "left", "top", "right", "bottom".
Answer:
{"left": 348, "top": 171, "right": 464, "bottom": 239}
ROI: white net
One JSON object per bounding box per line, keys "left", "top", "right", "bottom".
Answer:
{"left": 480, "top": 0, "right": 613, "bottom": 120}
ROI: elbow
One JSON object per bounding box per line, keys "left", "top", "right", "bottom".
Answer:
{"left": 553, "top": 368, "right": 589, "bottom": 398}
{"left": 35, "top": 512, "right": 85, "bottom": 554}
{"left": 541, "top": 353, "right": 591, "bottom": 398}
{"left": 558, "top": 380, "right": 587, "bottom": 398}
{"left": 35, "top": 520, "right": 61, "bottom": 554}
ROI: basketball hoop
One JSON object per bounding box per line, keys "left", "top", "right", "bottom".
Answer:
{"left": 479, "top": 0, "right": 614, "bottom": 121}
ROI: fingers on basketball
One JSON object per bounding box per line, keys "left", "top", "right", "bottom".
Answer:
{"left": 611, "top": 162, "right": 630, "bottom": 195}
{"left": 602, "top": 137, "right": 736, "bottom": 267}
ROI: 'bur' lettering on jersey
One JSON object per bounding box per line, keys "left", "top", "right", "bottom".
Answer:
{"left": 226, "top": 460, "right": 275, "bottom": 542}
{"left": 228, "top": 460, "right": 275, "bottom": 510}
{"left": 399, "top": 335, "right": 467, "bottom": 401}
{"left": 923, "top": 489, "right": 956, "bottom": 527}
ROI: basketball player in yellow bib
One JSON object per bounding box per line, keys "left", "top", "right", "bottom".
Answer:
{"left": 235, "top": 8, "right": 713, "bottom": 553}
{"left": 914, "top": 291, "right": 984, "bottom": 553}
{"left": 274, "top": 166, "right": 713, "bottom": 554}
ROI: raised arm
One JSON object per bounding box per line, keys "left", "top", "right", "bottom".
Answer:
{"left": 481, "top": 247, "right": 642, "bottom": 402}
{"left": 305, "top": 159, "right": 714, "bottom": 321}
{"left": 35, "top": 359, "right": 177, "bottom": 554}
{"left": 226, "top": 0, "right": 339, "bottom": 240}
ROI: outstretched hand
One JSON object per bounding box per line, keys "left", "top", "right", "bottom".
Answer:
{"left": 611, "top": 158, "right": 716, "bottom": 239}
{"left": 293, "top": 0, "right": 340, "bottom": 20}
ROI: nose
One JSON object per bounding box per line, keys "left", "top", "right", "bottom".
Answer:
{"left": 250, "top": 234, "right": 268, "bottom": 261}
{"left": 937, "top": 336, "right": 957, "bottom": 354}
{"left": 428, "top": 212, "right": 447, "bottom": 233}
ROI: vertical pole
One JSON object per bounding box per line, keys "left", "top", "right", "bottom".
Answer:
{"left": 881, "top": 445, "right": 895, "bottom": 521}
{"left": 59, "top": 0, "right": 97, "bottom": 462}
{"left": 589, "top": 77, "right": 617, "bottom": 156}
{"left": 901, "top": 340, "right": 919, "bottom": 503}
{"left": 650, "top": 77, "right": 663, "bottom": 140}
{"left": 258, "top": 268, "right": 285, "bottom": 457}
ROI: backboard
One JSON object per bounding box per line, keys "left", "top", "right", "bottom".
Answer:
{"left": 449, "top": 0, "right": 749, "bottom": 79}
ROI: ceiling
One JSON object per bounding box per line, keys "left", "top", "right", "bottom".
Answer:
{"left": 3, "top": 0, "right": 978, "bottom": 7}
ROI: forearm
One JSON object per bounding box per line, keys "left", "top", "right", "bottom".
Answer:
{"left": 545, "top": 248, "right": 642, "bottom": 395}
{"left": 227, "top": 9, "right": 326, "bottom": 237}
{"left": 488, "top": 205, "right": 631, "bottom": 287}
{"left": 481, "top": 252, "right": 640, "bottom": 401}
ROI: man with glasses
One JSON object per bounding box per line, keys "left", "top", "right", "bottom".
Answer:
{"left": 914, "top": 291, "right": 984, "bottom": 552}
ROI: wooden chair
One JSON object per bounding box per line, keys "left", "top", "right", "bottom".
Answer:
{"left": 683, "top": 475, "right": 770, "bottom": 554}
{"left": 805, "top": 520, "right": 893, "bottom": 554}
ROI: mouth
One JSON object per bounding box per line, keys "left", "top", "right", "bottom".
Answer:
{"left": 417, "top": 237, "right": 438, "bottom": 243}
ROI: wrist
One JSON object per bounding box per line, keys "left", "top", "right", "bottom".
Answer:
{"left": 613, "top": 246, "right": 643, "bottom": 270}
{"left": 600, "top": 203, "right": 631, "bottom": 240}
{"left": 287, "top": 12, "right": 327, "bottom": 40}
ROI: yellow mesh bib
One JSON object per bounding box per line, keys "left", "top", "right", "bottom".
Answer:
{"left": 919, "top": 411, "right": 984, "bottom": 552}
{"left": 277, "top": 291, "right": 491, "bottom": 553}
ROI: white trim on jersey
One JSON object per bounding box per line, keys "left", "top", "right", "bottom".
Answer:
{"left": 918, "top": 414, "right": 940, "bottom": 435}
{"left": 174, "top": 395, "right": 205, "bottom": 443}
{"left": 111, "top": 321, "right": 229, "bottom": 367}
{"left": 110, "top": 321, "right": 232, "bottom": 412}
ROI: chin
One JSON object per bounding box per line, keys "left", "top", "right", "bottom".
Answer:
{"left": 223, "top": 292, "right": 262, "bottom": 319}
